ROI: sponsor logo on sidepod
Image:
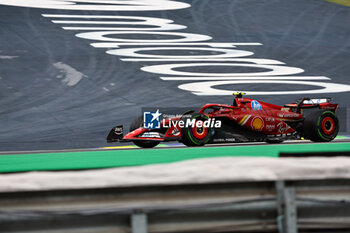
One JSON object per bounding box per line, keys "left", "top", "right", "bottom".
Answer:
{"left": 251, "top": 100, "right": 262, "bottom": 110}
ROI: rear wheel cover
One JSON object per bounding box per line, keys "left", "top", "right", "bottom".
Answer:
{"left": 320, "top": 116, "right": 336, "bottom": 135}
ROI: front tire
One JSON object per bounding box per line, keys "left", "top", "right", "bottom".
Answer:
{"left": 129, "top": 116, "right": 160, "bottom": 148}
{"left": 180, "top": 113, "right": 212, "bottom": 147}
{"left": 303, "top": 110, "right": 339, "bottom": 142}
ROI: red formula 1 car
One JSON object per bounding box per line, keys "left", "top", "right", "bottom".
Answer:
{"left": 107, "top": 93, "right": 339, "bottom": 148}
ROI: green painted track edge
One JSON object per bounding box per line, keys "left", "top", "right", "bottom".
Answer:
{"left": 1, "top": 143, "right": 350, "bottom": 173}
{"left": 326, "top": 0, "right": 350, "bottom": 7}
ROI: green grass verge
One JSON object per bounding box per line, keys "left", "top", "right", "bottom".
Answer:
{"left": 1, "top": 143, "right": 350, "bottom": 173}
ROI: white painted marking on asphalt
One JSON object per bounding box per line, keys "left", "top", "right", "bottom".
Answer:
{"left": 109, "top": 47, "right": 253, "bottom": 59}
{"left": 141, "top": 63, "right": 305, "bottom": 77}
{"left": 179, "top": 80, "right": 350, "bottom": 96}
{"left": 53, "top": 62, "right": 86, "bottom": 86}
{"left": 76, "top": 31, "right": 212, "bottom": 43}
{"left": 0, "top": 56, "right": 18, "bottom": 59}
{"left": 43, "top": 14, "right": 157, "bottom": 18}
{"left": 2, "top": 1, "right": 350, "bottom": 96}
{"left": 160, "top": 76, "right": 330, "bottom": 80}
{"left": 0, "top": 0, "right": 190, "bottom": 11}
{"left": 90, "top": 42, "right": 262, "bottom": 48}
{"left": 0, "top": 52, "right": 18, "bottom": 59}
{"left": 122, "top": 58, "right": 282, "bottom": 62}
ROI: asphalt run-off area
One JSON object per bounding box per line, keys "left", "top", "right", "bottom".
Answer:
{"left": 0, "top": 0, "right": 350, "bottom": 152}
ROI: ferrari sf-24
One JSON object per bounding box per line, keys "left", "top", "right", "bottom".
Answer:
{"left": 107, "top": 93, "right": 339, "bottom": 148}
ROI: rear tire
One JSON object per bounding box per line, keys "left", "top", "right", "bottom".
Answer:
{"left": 303, "top": 110, "right": 339, "bottom": 142}
{"left": 129, "top": 116, "right": 160, "bottom": 148}
{"left": 180, "top": 113, "right": 212, "bottom": 147}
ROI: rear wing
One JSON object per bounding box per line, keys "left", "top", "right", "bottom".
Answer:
{"left": 284, "top": 98, "right": 338, "bottom": 113}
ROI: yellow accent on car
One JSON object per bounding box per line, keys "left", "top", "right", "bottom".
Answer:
{"left": 238, "top": 115, "right": 249, "bottom": 125}
{"left": 233, "top": 92, "right": 246, "bottom": 96}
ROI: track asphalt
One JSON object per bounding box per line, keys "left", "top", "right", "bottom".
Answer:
{"left": 0, "top": 0, "right": 349, "bottom": 151}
